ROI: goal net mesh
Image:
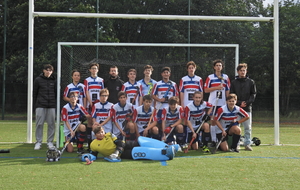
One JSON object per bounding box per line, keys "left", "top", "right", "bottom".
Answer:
{"left": 60, "top": 44, "right": 237, "bottom": 108}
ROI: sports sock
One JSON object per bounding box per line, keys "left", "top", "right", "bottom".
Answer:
{"left": 77, "top": 132, "right": 86, "bottom": 149}
{"left": 231, "top": 134, "right": 241, "bottom": 149}
{"left": 202, "top": 132, "right": 211, "bottom": 146}
{"left": 176, "top": 133, "right": 185, "bottom": 144}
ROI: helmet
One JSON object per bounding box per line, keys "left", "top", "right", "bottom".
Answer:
{"left": 46, "top": 147, "right": 61, "bottom": 162}
{"left": 252, "top": 137, "right": 261, "bottom": 146}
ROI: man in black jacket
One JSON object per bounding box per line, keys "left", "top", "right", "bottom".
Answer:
{"left": 230, "top": 63, "right": 256, "bottom": 151}
{"left": 104, "top": 65, "right": 124, "bottom": 104}
{"left": 33, "top": 64, "right": 57, "bottom": 150}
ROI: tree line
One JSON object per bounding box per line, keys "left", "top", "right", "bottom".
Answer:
{"left": 0, "top": 0, "right": 300, "bottom": 115}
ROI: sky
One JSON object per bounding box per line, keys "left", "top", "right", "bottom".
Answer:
{"left": 263, "top": 0, "right": 275, "bottom": 7}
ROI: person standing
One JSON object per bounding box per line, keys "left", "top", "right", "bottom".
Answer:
{"left": 179, "top": 61, "right": 203, "bottom": 108}
{"left": 138, "top": 65, "right": 157, "bottom": 96}
{"left": 230, "top": 63, "right": 256, "bottom": 151}
{"left": 104, "top": 65, "right": 124, "bottom": 104}
{"left": 204, "top": 59, "right": 230, "bottom": 142}
{"left": 33, "top": 64, "right": 56, "bottom": 150}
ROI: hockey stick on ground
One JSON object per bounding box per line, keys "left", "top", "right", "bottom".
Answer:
{"left": 60, "top": 121, "right": 81, "bottom": 156}
{"left": 184, "top": 120, "right": 206, "bottom": 153}
{"left": 211, "top": 135, "right": 225, "bottom": 154}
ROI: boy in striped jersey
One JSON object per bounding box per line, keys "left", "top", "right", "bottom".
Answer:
{"left": 92, "top": 89, "right": 114, "bottom": 134}
{"left": 179, "top": 61, "right": 203, "bottom": 108}
{"left": 61, "top": 92, "right": 91, "bottom": 153}
{"left": 214, "top": 93, "right": 249, "bottom": 153}
{"left": 132, "top": 95, "right": 159, "bottom": 140}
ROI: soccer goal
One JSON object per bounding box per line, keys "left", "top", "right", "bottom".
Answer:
{"left": 56, "top": 42, "right": 239, "bottom": 146}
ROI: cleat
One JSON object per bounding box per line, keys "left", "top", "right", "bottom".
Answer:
{"left": 245, "top": 145, "right": 253, "bottom": 151}
{"left": 230, "top": 148, "right": 240, "bottom": 153}
{"left": 77, "top": 148, "right": 85, "bottom": 154}
{"left": 47, "top": 142, "right": 55, "bottom": 149}
{"left": 34, "top": 142, "right": 42, "bottom": 150}
{"left": 202, "top": 145, "right": 210, "bottom": 153}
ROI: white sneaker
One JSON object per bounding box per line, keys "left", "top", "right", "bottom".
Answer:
{"left": 47, "top": 142, "right": 55, "bottom": 149}
{"left": 245, "top": 145, "right": 253, "bottom": 151}
{"left": 34, "top": 142, "right": 42, "bottom": 150}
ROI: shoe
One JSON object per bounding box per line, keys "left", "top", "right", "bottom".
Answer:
{"left": 245, "top": 145, "right": 253, "bottom": 151}
{"left": 230, "top": 148, "right": 240, "bottom": 153}
{"left": 202, "top": 145, "right": 210, "bottom": 153}
{"left": 34, "top": 142, "right": 42, "bottom": 150}
{"left": 47, "top": 142, "right": 55, "bottom": 149}
{"left": 165, "top": 146, "right": 175, "bottom": 160}
{"left": 77, "top": 148, "right": 85, "bottom": 154}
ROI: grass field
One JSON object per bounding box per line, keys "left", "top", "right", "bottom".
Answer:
{"left": 1, "top": 120, "right": 300, "bottom": 189}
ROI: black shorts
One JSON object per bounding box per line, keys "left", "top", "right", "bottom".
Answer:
{"left": 216, "top": 133, "right": 228, "bottom": 142}
{"left": 187, "top": 132, "right": 200, "bottom": 144}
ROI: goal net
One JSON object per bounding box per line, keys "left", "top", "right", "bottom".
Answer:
{"left": 56, "top": 42, "right": 239, "bottom": 145}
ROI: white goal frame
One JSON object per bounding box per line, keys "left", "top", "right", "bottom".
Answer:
{"left": 28, "top": 0, "right": 280, "bottom": 145}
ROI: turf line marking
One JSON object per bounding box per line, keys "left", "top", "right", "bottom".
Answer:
{"left": 1, "top": 156, "right": 300, "bottom": 160}
{"left": 177, "top": 155, "right": 300, "bottom": 159}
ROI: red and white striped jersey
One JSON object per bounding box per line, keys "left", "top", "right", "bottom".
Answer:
{"left": 61, "top": 103, "right": 89, "bottom": 136}
{"left": 161, "top": 105, "right": 184, "bottom": 127}
{"left": 214, "top": 105, "right": 249, "bottom": 133}
{"left": 204, "top": 73, "right": 230, "bottom": 106}
{"left": 110, "top": 102, "right": 134, "bottom": 136}
{"left": 151, "top": 80, "right": 179, "bottom": 110}
{"left": 92, "top": 101, "right": 114, "bottom": 133}
{"left": 185, "top": 101, "right": 212, "bottom": 132}
{"left": 179, "top": 75, "right": 203, "bottom": 107}
{"left": 121, "top": 81, "right": 143, "bottom": 109}
{"left": 63, "top": 83, "right": 86, "bottom": 106}
{"left": 84, "top": 76, "right": 104, "bottom": 107}
{"left": 132, "top": 105, "right": 157, "bottom": 133}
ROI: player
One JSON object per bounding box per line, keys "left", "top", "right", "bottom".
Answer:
{"left": 185, "top": 91, "right": 212, "bottom": 152}
{"left": 132, "top": 95, "right": 160, "bottom": 140}
{"left": 121, "top": 69, "right": 143, "bottom": 109}
{"left": 138, "top": 65, "right": 157, "bottom": 96}
{"left": 63, "top": 69, "right": 86, "bottom": 107}
{"left": 214, "top": 93, "right": 250, "bottom": 153}
{"left": 61, "top": 92, "right": 91, "bottom": 153}
{"left": 179, "top": 61, "right": 203, "bottom": 108}
{"left": 110, "top": 91, "right": 137, "bottom": 141}
{"left": 151, "top": 67, "right": 179, "bottom": 123}
{"left": 204, "top": 59, "right": 230, "bottom": 142}
{"left": 81, "top": 126, "right": 176, "bottom": 164}
{"left": 161, "top": 96, "right": 186, "bottom": 145}
{"left": 84, "top": 63, "right": 105, "bottom": 148}
{"left": 104, "top": 65, "right": 124, "bottom": 104}
{"left": 230, "top": 63, "right": 256, "bottom": 151}
{"left": 91, "top": 89, "right": 114, "bottom": 134}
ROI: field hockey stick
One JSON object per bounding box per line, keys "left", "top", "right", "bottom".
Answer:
{"left": 165, "top": 126, "right": 176, "bottom": 140}
{"left": 60, "top": 121, "right": 81, "bottom": 156}
{"left": 184, "top": 120, "right": 206, "bottom": 153}
{"left": 211, "top": 135, "right": 225, "bottom": 154}
{"left": 131, "top": 86, "right": 140, "bottom": 105}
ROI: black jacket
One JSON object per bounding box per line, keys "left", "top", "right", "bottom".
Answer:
{"left": 33, "top": 73, "right": 57, "bottom": 108}
{"left": 104, "top": 75, "right": 124, "bottom": 104}
{"left": 230, "top": 76, "right": 256, "bottom": 112}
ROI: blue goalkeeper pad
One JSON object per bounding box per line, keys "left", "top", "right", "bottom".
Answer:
{"left": 131, "top": 146, "right": 174, "bottom": 161}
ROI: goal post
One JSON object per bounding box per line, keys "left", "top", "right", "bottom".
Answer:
{"left": 28, "top": 0, "right": 279, "bottom": 146}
